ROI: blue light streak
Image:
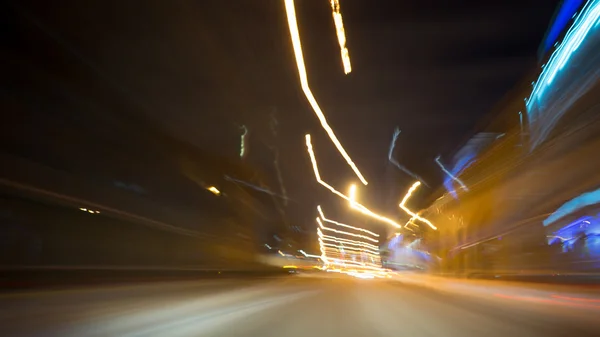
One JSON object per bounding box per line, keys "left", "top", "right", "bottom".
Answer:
{"left": 543, "top": 187, "right": 600, "bottom": 226}
{"left": 387, "top": 127, "right": 429, "bottom": 186}
{"left": 436, "top": 155, "right": 469, "bottom": 197}
{"left": 541, "top": 0, "right": 585, "bottom": 55}
{"left": 528, "top": 0, "right": 600, "bottom": 111}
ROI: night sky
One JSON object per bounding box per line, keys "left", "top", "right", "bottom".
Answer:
{"left": 9, "top": 0, "right": 559, "bottom": 234}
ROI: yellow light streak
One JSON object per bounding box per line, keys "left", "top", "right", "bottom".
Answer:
{"left": 318, "top": 230, "right": 380, "bottom": 253}
{"left": 305, "top": 135, "right": 401, "bottom": 228}
{"left": 399, "top": 181, "right": 437, "bottom": 230}
{"left": 318, "top": 237, "right": 329, "bottom": 264}
{"left": 322, "top": 244, "right": 381, "bottom": 260}
{"left": 285, "top": 1, "right": 367, "bottom": 185}
{"left": 317, "top": 218, "right": 378, "bottom": 243}
{"left": 317, "top": 206, "right": 379, "bottom": 237}
{"left": 317, "top": 228, "right": 379, "bottom": 251}
{"left": 318, "top": 231, "right": 380, "bottom": 259}
{"left": 207, "top": 186, "right": 221, "bottom": 196}
{"left": 329, "top": 0, "right": 352, "bottom": 74}
{"left": 320, "top": 239, "right": 380, "bottom": 255}
{"left": 283, "top": 265, "right": 297, "bottom": 269}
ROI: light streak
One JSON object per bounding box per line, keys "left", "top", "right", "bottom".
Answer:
{"left": 207, "top": 186, "right": 221, "bottom": 196}
{"left": 399, "top": 181, "right": 437, "bottom": 230}
{"left": 285, "top": 1, "right": 368, "bottom": 185}
{"left": 329, "top": 0, "right": 352, "bottom": 74}
{"left": 528, "top": 0, "right": 600, "bottom": 102}
{"left": 321, "top": 243, "right": 381, "bottom": 258}
{"left": 319, "top": 236, "right": 380, "bottom": 254}
{"left": 239, "top": 125, "right": 248, "bottom": 158}
{"left": 305, "top": 135, "right": 401, "bottom": 228}
{"left": 435, "top": 155, "right": 468, "bottom": 191}
{"left": 318, "top": 237, "right": 329, "bottom": 264}
{"left": 318, "top": 229, "right": 379, "bottom": 250}
{"left": 527, "top": 0, "right": 600, "bottom": 148}
{"left": 224, "top": 175, "right": 288, "bottom": 199}
{"left": 298, "top": 250, "right": 321, "bottom": 259}
{"left": 388, "top": 127, "right": 429, "bottom": 186}
{"left": 317, "top": 218, "right": 378, "bottom": 243}
{"left": 317, "top": 205, "right": 379, "bottom": 237}
{"left": 318, "top": 232, "right": 380, "bottom": 257}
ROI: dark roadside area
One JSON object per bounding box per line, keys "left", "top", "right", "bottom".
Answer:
{"left": 0, "top": 267, "right": 291, "bottom": 292}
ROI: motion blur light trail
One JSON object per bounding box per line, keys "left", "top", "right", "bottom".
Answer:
{"left": 388, "top": 127, "right": 429, "bottom": 186}
{"left": 207, "top": 186, "right": 221, "bottom": 196}
{"left": 435, "top": 155, "right": 468, "bottom": 192}
{"left": 319, "top": 234, "right": 380, "bottom": 254}
{"left": 305, "top": 135, "right": 401, "bottom": 228}
{"left": 527, "top": 0, "right": 600, "bottom": 148}
{"left": 316, "top": 218, "right": 379, "bottom": 243}
{"left": 329, "top": 0, "right": 352, "bottom": 74}
{"left": 285, "top": 0, "right": 368, "bottom": 185}
{"left": 317, "top": 205, "right": 379, "bottom": 237}
{"left": 318, "top": 228, "right": 380, "bottom": 250}
{"left": 528, "top": 0, "right": 600, "bottom": 101}
{"left": 239, "top": 125, "right": 248, "bottom": 158}
{"left": 399, "top": 181, "right": 437, "bottom": 230}
{"left": 319, "top": 234, "right": 381, "bottom": 255}
{"left": 224, "top": 176, "right": 288, "bottom": 199}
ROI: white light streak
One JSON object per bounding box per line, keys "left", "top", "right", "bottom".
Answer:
{"left": 399, "top": 181, "right": 437, "bottom": 230}
{"left": 329, "top": 0, "right": 352, "bottom": 74}
{"left": 435, "top": 155, "right": 468, "bottom": 191}
{"left": 285, "top": 1, "right": 367, "bottom": 185}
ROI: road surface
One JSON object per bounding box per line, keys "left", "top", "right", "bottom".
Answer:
{"left": 1, "top": 272, "right": 599, "bottom": 336}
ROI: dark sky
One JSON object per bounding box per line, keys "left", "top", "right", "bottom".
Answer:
{"left": 10, "top": 0, "right": 559, "bottom": 234}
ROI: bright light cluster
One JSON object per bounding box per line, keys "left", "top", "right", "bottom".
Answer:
{"left": 329, "top": 0, "right": 352, "bottom": 74}
{"left": 399, "top": 181, "right": 437, "bottom": 230}
{"left": 285, "top": 0, "right": 368, "bottom": 185}
{"left": 316, "top": 211, "right": 385, "bottom": 278}
{"left": 305, "top": 134, "right": 401, "bottom": 228}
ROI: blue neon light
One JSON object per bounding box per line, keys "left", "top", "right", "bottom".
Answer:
{"left": 528, "top": 0, "right": 600, "bottom": 110}
{"left": 443, "top": 153, "right": 475, "bottom": 199}
{"left": 541, "top": 0, "right": 586, "bottom": 55}
{"left": 543, "top": 187, "right": 600, "bottom": 226}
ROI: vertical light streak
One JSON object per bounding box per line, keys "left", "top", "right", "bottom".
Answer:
{"left": 317, "top": 205, "right": 379, "bottom": 237}
{"left": 435, "top": 155, "right": 468, "bottom": 191}
{"left": 285, "top": 1, "right": 368, "bottom": 185}
{"left": 388, "top": 127, "right": 429, "bottom": 186}
{"left": 239, "top": 125, "right": 248, "bottom": 158}
{"left": 329, "top": 0, "right": 352, "bottom": 74}
{"left": 399, "top": 181, "right": 437, "bottom": 230}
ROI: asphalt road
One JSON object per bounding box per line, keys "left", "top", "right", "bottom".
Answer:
{"left": 1, "top": 273, "right": 599, "bottom": 337}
